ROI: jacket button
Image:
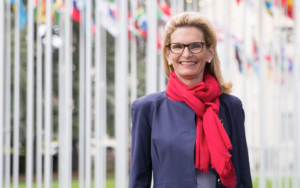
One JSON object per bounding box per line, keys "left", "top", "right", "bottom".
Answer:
{"left": 220, "top": 119, "right": 224, "bottom": 125}
{"left": 217, "top": 178, "right": 221, "bottom": 185}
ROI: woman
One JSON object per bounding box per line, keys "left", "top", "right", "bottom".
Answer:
{"left": 129, "top": 12, "right": 252, "bottom": 188}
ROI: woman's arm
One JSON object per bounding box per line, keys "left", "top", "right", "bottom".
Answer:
{"left": 235, "top": 101, "right": 252, "bottom": 188}
{"left": 129, "top": 99, "right": 152, "bottom": 188}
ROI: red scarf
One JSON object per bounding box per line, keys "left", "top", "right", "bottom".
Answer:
{"left": 165, "top": 71, "right": 236, "bottom": 188}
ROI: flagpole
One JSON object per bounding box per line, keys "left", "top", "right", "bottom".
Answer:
{"left": 63, "top": 0, "right": 73, "bottom": 187}
{"left": 44, "top": 0, "right": 53, "bottom": 186}
{"left": 259, "top": 0, "right": 265, "bottom": 187}
{"left": 242, "top": 0, "right": 249, "bottom": 181}
{"left": 186, "top": 0, "right": 192, "bottom": 12}
{"left": 171, "top": 0, "right": 176, "bottom": 15}
{"left": 277, "top": 1, "right": 283, "bottom": 187}
{"left": 292, "top": 1, "right": 299, "bottom": 188}
{"left": 224, "top": 0, "right": 231, "bottom": 80}
{"left": 130, "top": 0, "right": 137, "bottom": 99}
{"left": 12, "top": 0, "right": 20, "bottom": 187}
{"left": 95, "top": 0, "right": 102, "bottom": 187}
{"left": 78, "top": 0, "right": 85, "bottom": 187}
{"left": 146, "top": 1, "right": 158, "bottom": 94}
{"left": 177, "top": 0, "right": 184, "bottom": 15}
{"left": 4, "top": 0, "right": 12, "bottom": 187}
{"left": 131, "top": 0, "right": 138, "bottom": 103}
{"left": 58, "top": 10, "right": 65, "bottom": 188}
{"left": 284, "top": 35, "right": 289, "bottom": 188}
{"left": 193, "top": 0, "right": 197, "bottom": 12}
{"left": 26, "top": 0, "right": 35, "bottom": 187}
{"left": 0, "top": 0, "right": 5, "bottom": 185}
{"left": 99, "top": 25, "right": 107, "bottom": 188}
{"left": 115, "top": 0, "right": 129, "bottom": 187}
{"left": 269, "top": 2, "right": 276, "bottom": 186}
{"left": 85, "top": 0, "right": 92, "bottom": 187}
{"left": 36, "top": 2, "right": 44, "bottom": 188}
{"left": 282, "top": 4, "right": 289, "bottom": 188}
{"left": 158, "top": 0, "right": 166, "bottom": 92}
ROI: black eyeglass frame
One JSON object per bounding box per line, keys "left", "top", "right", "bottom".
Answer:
{"left": 166, "top": 42, "right": 206, "bottom": 54}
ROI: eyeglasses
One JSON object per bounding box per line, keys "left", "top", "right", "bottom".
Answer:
{"left": 167, "top": 42, "right": 206, "bottom": 54}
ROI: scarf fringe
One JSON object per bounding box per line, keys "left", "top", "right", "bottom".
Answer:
{"left": 197, "top": 167, "right": 209, "bottom": 173}
{"left": 219, "top": 157, "right": 237, "bottom": 188}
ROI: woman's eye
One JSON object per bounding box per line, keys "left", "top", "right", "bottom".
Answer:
{"left": 190, "top": 44, "right": 201, "bottom": 49}
{"left": 173, "top": 45, "right": 182, "bottom": 49}
{"left": 172, "top": 44, "right": 182, "bottom": 49}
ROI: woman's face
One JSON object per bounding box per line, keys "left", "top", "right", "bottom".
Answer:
{"left": 166, "top": 27, "right": 214, "bottom": 85}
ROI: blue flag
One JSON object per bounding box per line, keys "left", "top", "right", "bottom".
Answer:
{"left": 11, "top": 0, "right": 28, "bottom": 31}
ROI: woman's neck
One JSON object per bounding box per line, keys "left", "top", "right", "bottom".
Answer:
{"left": 175, "top": 72, "right": 204, "bottom": 87}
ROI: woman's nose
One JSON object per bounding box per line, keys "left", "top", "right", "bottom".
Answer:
{"left": 182, "top": 46, "right": 192, "bottom": 57}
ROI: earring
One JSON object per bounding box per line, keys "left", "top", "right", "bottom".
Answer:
{"left": 208, "top": 60, "right": 211, "bottom": 63}
{"left": 168, "top": 61, "right": 171, "bottom": 65}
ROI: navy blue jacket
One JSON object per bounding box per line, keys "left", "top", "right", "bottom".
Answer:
{"left": 129, "top": 91, "right": 252, "bottom": 188}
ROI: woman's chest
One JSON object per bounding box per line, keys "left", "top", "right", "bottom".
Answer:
{"left": 150, "top": 100, "right": 231, "bottom": 147}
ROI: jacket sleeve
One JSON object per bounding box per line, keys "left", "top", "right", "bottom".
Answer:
{"left": 129, "top": 99, "right": 152, "bottom": 188}
{"left": 234, "top": 100, "right": 252, "bottom": 188}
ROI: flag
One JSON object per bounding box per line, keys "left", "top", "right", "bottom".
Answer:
{"left": 11, "top": 0, "right": 28, "bottom": 30}
{"left": 265, "top": 0, "right": 273, "bottom": 16}
{"left": 157, "top": 30, "right": 162, "bottom": 49}
{"left": 34, "top": 0, "right": 46, "bottom": 23}
{"left": 136, "top": 6, "right": 147, "bottom": 37}
{"left": 157, "top": 1, "right": 171, "bottom": 24}
{"left": 71, "top": 0, "right": 81, "bottom": 23}
{"left": 108, "top": 0, "right": 119, "bottom": 20}
{"left": 275, "top": 0, "right": 293, "bottom": 19}
{"left": 235, "top": 45, "right": 242, "bottom": 73}
{"left": 287, "top": 57, "right": 293, "bottom": 73}
{"left": 128, "top": 12, "right": 140, "bottom": 37}
{"left": 247, "top": 59, "right": 252, "bottom": 76}
{"left": 92, "top": 18, "right": 96, "bottom": 34}
{"left": 101, "top": 0, "right": 119, "bottom": 37}
{"left": 158, "top": 1, "right": 171, "bottom": 16}
{"left": 287, "top": 0, "right": 293, "bottom": 19}
{"left": 275, "top": 0, "right": 287, "bottom": 6}
{"left": 52, "top": 0, "right": 64, "bottom": 24}
{"left": 252, "top": 39, "right": 260, "bottom": 78}
{"left": 34, "top": 0, "right": 63, "bottom": 24}
{"left": 265, "top": 53, "right": 273, "bottom": 79}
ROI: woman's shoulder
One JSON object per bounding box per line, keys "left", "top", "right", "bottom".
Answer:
{"left": 132, "top": 91, "right": 167, "bottom": 109}
{"left": 219, "top": 93, "right": 243, "bottom": 113}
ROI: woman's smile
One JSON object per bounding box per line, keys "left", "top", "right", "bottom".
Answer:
{"left": 179, "top": 61, "right": 198, "bottom": 66}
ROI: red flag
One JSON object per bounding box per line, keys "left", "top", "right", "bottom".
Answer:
{"left": 157, "top": 1, "right": 171, "bottom": 16}
{"left": 71, "top": 7, "right": 80, "bottom": 23}
{"left": 71, "top": 0, "right": 80, "bottom": 23}
{"left": 274, "top": 0, "right": 293, "bottom": 19}
{"left": 287, "top": 0, "right": 293, "bottom": 19}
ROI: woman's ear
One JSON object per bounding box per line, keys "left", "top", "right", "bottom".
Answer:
{"left": 165, "top": 48, "right": 171, "bottom": 62}
{"left": 207, "top": 45, "right": 215, "bottom": 62}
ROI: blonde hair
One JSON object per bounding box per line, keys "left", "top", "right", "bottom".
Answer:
{"left": 162, "top": 12, "right": 232, "bottom": 94}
